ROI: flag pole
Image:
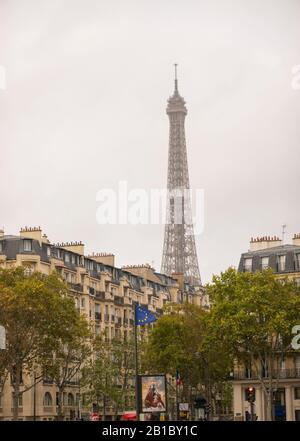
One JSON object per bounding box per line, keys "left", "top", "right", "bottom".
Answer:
{"left": 133, "top": 302, "right": 140, "bottom": 421}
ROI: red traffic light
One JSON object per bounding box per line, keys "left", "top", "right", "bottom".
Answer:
{"left": 246, "top": 387, "right": 256, "bottom": 402}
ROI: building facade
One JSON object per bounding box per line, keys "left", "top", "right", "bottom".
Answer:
{"left": 233, "top": 234, "right": 300, "bottom": 421}
{"left": 0, "top": 226, "right": 204, "bottom": 421}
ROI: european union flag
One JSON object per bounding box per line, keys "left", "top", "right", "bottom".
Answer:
{"left": 135, "top": 304, "right": 157, "bottom": 326}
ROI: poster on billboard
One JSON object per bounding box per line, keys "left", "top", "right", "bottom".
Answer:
{"left": 139, "top": 374, "right": 167, "bottom": 413}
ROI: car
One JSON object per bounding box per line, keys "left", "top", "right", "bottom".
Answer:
{"left": 120, "top": 411, "right": 137, "bottom": 421}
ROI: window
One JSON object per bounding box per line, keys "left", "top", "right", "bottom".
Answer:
{"left": 43, "top": 392, "right": 53, "bottom": 406}
{"left": 261, "top": 256, "right": 269, "bottom": 270}
{"left": 95, "top": 325, "right": 101, "bottom": 335}
{"left": 296, "top": 254, "right": 300, "bottom": 270}
{"left": 23, "top": 239, "right": 32, "bottom": 252}
{"left": 295, "top": 278, "right": 300, "bottom": 287}
{"left": 277, "top": 255, "right": 286, "bottom": 272}
{"left": 46, "top": 247, "right": 51, "bottom": 257}
{"left": 243, "top": 258, "right": 252, "bottom": 272}
{"left": 71, "top": 254, "right": 76, "bottom": 265}
{"left": 0, "top": 394, "right": 2, "bottom": 407}
{"left": 294, "top": 388, "right": 300, "bottom": 400}
{"left": 81, "top": 298, "right": 85, "bottom": 308}
{"left": 64, "top": 253, "right": 70, "bottom": 263}
{"left": 295, "top": 356, "right": 300, "bottom": 375}
{"left": 12, "top": 392, "right": 23, "bottom": 407}
{"left": 0, "top": 242, "right": 3, "bottom": 253}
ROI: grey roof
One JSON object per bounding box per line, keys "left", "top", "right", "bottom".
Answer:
{"left": 238, "top": 244, "right": 300, "bottom": 274}
{"left": 0, "top": 235, "right": 188, "bottom": 296}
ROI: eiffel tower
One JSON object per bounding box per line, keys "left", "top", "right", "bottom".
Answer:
{"left": 161, "top": 65, "right": 201, "bottom": 287}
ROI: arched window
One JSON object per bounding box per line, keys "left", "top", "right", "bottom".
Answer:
{"left": 68, "top": 393, "right": 74, "bottom": 406}
{"left": 43, "top": 392, "right": 52, "bottom": 407}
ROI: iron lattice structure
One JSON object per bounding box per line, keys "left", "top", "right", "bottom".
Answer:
{"left": 161, "top": 69, "right": 201, "bottom": 287}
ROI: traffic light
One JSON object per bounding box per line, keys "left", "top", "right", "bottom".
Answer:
{"left": 246, "top": 387, "right": 256, "bottom": 403}
{"left": 205, "top": 403, "right": 211, "bottom": 414}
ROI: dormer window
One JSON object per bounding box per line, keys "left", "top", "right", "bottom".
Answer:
{"left": 296, "top": 254, "right": 300, "bottom": 270}
{"left": 46, "top": 246, "right": 51, "bottom": 257}
{"left": 243, "top": 258, "right": 252, "bottom": 272}
{"left": 23, "top": 239, "right": 32, "bottom": 252}
{"left": 261, "top": 256, "right": 269, "bottom": 270}
{"left": 277, "top": 255, "right": 286, "bottom": 272}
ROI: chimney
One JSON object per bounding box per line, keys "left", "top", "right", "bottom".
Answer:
{"left": 88, "top": 253, "right": 115, "bottom": 267}
{"left": 42, "top": 234, "right": 50, "bottom": 244}
{"left": 293, "top": 234, "right": 300, "bottom": 247}
{"left": 20, "top": 226, "right": 43, "bottom": 245}
{"left": 171, "top": 272, "right": 185, "bottom": 291}
{"left": 57, "top": 241, "right": 85, "bottom": 256}
{"left": 249, "top": 235, "right": 282, "bottom": 252}
{"left": 122, "top": 264, "right": 162, "bottom": 283}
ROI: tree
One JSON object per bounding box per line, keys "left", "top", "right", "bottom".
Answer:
{"left": 0, "top": 267, "right": 88, "bottom": 420}
{"left": 143, "top": 303, "right": 231, "bottom": 417}
{"left": 44, "top": 312, "right": 91, "bottom": 420}
{"left": 83, "top": 335, "right": 135, "bottom": 419}
{"left": 206, "top": 268, "right": 300, "bottom": 421}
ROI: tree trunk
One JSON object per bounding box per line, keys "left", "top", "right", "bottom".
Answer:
{"left": 266, "top": 392, "right": 273, "bottom": 421}
{"left": 103, "top": 394, "right": 106, "bottom": 421}
{"left": 12, "top": 386, "right": 20, "bottom": 421}
{"left": 12, "top": 365, "right": 21, "bottom": 421}
{"left": 57, "top": 388, "right": 64, "bottom": 421}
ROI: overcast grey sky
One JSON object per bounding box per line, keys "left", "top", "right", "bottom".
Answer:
{"left": 0, "top": 0, "right": 300, "bottom": 283}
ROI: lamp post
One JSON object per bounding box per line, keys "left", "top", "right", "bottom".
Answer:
{"left": 33, "top": 370, "right": 37, "bottom": 421}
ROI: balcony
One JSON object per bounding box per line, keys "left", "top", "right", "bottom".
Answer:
{"left": 105, "top": 292, "right": 114, "bottom": 301}
{"left": 233, "top": 368, "right": 300, "bottom": 381}
{"left": 114, "top": 296, "right": 124, "bottom": 306}
{"left": 66, "top": 379, "right": 79, "bottom": 386}
{"left": 43, "top": 378, "right": 54, "bottom": 385}
{"left": 115, "top": 318, "right": 122, "bottom": 327}
{"left": 69, "top": 283, "right": 83, "bottom": 293}
{"left": 95, "top": 291, "right": 105, "bottom": 300}
{"left": 95, "top": 312, "right": 101, "bottom": 321}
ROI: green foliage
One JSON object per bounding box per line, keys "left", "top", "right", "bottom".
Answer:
{"left": 143, "top": 303, "right": 231, "bottom": 403}
{"left": 0, "top": 267, "right": 90, "bottom": 420}
{"left": 206, "top": 268, "right": 300, "bottom": 420}
{"left": 83, "top": 336, "right": 135, "bottom": 417}
{"left": 206, "top": 268, "right": 300, "bottom": 361}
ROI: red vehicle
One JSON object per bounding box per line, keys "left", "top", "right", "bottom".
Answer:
{"left": 121, "top": 411, "right": 137, "bottom": 421}
{"left": 89, "top": 412, "right": 101, "bottom": 421}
